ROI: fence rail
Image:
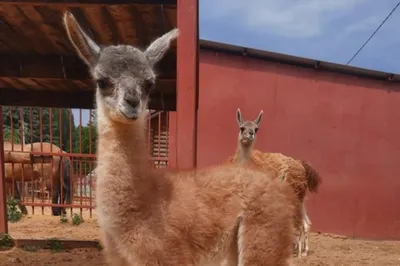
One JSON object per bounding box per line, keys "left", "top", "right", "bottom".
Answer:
{"left": 1, "top": 106, "right": 170, "bottom": 218}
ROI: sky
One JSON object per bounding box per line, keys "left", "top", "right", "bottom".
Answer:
{"left": 73, "top": 0, "right": 400, "bottom": 125}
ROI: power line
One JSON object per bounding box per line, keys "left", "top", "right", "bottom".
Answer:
{"left": 346, "top": 1, "right": 400, "bottom": 65}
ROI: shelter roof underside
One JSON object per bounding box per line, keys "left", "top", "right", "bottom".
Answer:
{"left": 0, "top": 0, "right": 177, "bottom": 110}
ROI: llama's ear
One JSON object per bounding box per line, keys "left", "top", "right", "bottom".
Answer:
{"left": 145, "top": 28, "right": 179, "bottom": 66}
{"left": 254, "top": 110, "right": 264, "bottom": 125}
{"left": 63, "top": 11, "right": 100, "bottom": 67}
{"left": 236, "top": 108, "right": 244, "bottom": 126}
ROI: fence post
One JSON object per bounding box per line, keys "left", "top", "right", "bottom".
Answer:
{"left": 0, "top": 106, "right": 8, "bottom": 233}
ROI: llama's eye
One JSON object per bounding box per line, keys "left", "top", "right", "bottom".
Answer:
{"left": 96, "top": 79, "right": 108, "bottom": 89}
{"left": 240, "top": 127, "right": 245, "bottom": 132}
{"left": 143, "top": 80, "right": 155, "bottom": 94}
{"left": 255, "top": 128, "right": 259, "bottom": 133}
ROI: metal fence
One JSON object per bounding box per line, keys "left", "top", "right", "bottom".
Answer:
{"left": 1, "top": 106, "right": 169, "bottom": 218}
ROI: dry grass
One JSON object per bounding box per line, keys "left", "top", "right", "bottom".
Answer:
{"left": 8, "top": 206, "right": 99, "bottom": 240}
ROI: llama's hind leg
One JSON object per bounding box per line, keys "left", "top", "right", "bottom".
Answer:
{"left": 296, "top": 230, "right": 303, "bottom": 258}
{"left": 300, "top": 204, "right": 311, "bottom": 257}
{"left": 301, "top": 218, "right": 311, "bottom": 257}
{"left": 101, "top": 231, "right": 130, "bottom": 266}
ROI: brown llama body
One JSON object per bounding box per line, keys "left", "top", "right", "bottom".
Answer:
{"left": 96, "top": 129, "right": 296, "bottom": 265}
{"left": 227, "top": 109, "right": 322, "bottom": 257}
{"left": 64, "top": 11, "right": 296, "bottom": 266}
{"left": 227, "top": 149, "right": 316, "bottom": 201}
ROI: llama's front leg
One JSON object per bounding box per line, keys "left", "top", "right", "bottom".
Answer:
{"left": 101, "top": 231, "right": 130, "bottom": 266}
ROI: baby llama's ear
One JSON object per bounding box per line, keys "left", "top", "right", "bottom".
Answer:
{"left": 63, "top": 11, "right": 100, "bottom": 67}
{"left": 254, "top": 110, "right": 264, "bottom": 126}
{"left": 145, "top": 28, "right": 180, "bottom": 66}
{"left": 236, "top": 108, "right": 244, "bottom": 126}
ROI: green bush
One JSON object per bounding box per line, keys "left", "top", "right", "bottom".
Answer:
{"left": 0, "top": 233, "right": 14, "bottom": 250}
{"left": 72, "top": 213, "right": 84, "bottom": 226}
{"left": 60, "top": 213, "right": 68, "bottom": 224}
{"left": 7, "top": 197, "right": 22, "bottom": 223}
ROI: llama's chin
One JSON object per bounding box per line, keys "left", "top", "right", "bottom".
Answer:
{"left": 240, "top": 139, "right": 253, "bottom": 146}
{"left": 108, "top": 110, "right": 139, "bottom": 124}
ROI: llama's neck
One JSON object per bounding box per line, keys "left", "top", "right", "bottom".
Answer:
{"left": 97, "top": 117, "right": 147, "bottom": 161}
{"left": 95, "top": 102, "right": 153, "bottom": 188}
{"left": 234, "top": 142, "right": 254, "bottom": 165}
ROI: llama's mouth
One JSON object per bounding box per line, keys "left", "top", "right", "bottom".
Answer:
{"left": 244, "top": 135, "right": 254, "bottom": 141}
{"left": 241, "top": 138, "right": 252, "bottom": 145}
{"left": 119, "top": 109, "right": 139, "bottom": 120}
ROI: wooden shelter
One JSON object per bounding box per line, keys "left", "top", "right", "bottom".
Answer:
{"left": 0, "top": 0, "right": 198, "bottom": 234}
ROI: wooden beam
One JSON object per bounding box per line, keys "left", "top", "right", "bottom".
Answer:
{"left": 0, "top": 53, "right": 176, "bottom": 80}
{"left": 0, "top": 88, "right": 176, "bottom": 110}
{"left": 0, "top": 78, "right": 176, "bottom": 95}
{"left": 156, "top": 5, "right": 171, "bottom": 33}
{"left": 68, "top": 7, "right": 101, "bottom": 43}
{"left": 99, "top": 6, "right": 122, "bottom": 44}
{"left": 168, "top": 111, "right": 177, "bottom": 168}
{"left": 0, "top": 107, "right": 7, "bottom": 234}
{"left": 129, "top": 5, "right": 150, "bottom": 49}
{"left": 175, "top": 0, "right": 198, "bottom": 169}
{"left": 0, "top": 0, "right": 176, "bottom": 6}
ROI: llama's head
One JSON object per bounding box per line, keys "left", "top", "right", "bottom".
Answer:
{"left": 63, "top": 11, "right": 179, "bottom": 124}
{"left": 236, "top": 108, "right": 264, "bottom": 147}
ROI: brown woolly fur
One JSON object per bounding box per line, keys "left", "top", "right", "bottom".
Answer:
{"left": 227, "top": 150, "right": 309, "bottom": 201}
{"left": 227, "top": 150, "right": 305, "bottom": 255}
{"left": 299, "top": 160, "right": 322, "bottom": 193}
{"left": 64, "top": 11, "right": 296, "bottom": 266}
{"left": 228, "top": 108, "right": 323, "bottom": 258}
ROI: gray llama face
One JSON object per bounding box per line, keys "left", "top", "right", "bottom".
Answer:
{"left": 63, "top": 11, "right": 179, "bottom": 123}
{"left": 236, "top": 109, "right": 264, "bottom": 146}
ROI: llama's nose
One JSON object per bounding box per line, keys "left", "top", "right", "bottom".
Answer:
{"left": 248, "top": 132, "right": 255, "bottom": 139}
{"left": 124, "top": 96, "right": 140, "bottom": 109}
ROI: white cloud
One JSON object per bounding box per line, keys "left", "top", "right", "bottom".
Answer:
{"left": 342, "top": 7, "right": 400, "bottom": 46}
{"left": 344, "top": 16, "right": 380, "bottom": 34}
{"left": 202, "top": 0, "right": 367, "bottom": 38}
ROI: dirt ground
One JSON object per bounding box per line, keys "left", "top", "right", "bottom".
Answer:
{"left": 1, "top": 230, "right": 400, "bottom": 265}
{"left": 293, "top": 233, "right": 400, "bottom": 266}
{"left": 8, "top": 207, "right": 100, "bottom": 240}
{"left": 0, "top": 248, "right": 105, "bottom": 266}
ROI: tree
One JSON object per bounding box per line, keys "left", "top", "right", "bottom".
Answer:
{"left": 2, "top": 106, "right": 30, "bottom": 143}
{"left": 2, "top": 107, "right": 75, "bottom": 151}
{"left": 72, "top": 110, "right": 97, "bottom": 173}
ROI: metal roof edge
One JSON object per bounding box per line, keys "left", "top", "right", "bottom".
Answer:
{"left": 199, "top": 39, "right": 400, "bottom": 83}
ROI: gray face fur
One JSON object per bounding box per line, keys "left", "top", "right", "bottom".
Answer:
{"left": 236, "top": 108, "right": 264, "bottom": 146}
{"left": 63, "top": 11, "right": 179, "bottom": 123}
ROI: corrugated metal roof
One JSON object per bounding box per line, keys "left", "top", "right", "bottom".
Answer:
{"left": 199, "top": 39, "right": 400, "bottom": 83}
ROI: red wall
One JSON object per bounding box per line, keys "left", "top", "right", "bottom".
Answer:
{"left": 195, "top": 49, "right": 400, "bottom": 240}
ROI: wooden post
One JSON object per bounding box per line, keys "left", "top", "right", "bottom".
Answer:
{"left": 167, "top": 112, "right": 177, "bottom": 168}
{"left": 0, "top": 106, "right": 8, "bottom": 233}
{"left": 176, "top": 0, "right": 198, "bottom": 169}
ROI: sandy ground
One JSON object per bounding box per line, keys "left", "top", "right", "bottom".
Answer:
{"left": 0, "top": 248, "right": 105, "bottom": 266}
{"left": 8, "top": 207, "right": 100, "bottom": 240}
{"left": 293, "top": 233, "right": 400, "bottom": 266}
{"left": 2, "top": 224, "right": 400, "bottom": 266}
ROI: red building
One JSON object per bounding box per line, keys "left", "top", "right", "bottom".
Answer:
{"left": 169, "top": 40, "right": 400, "bottom": 240}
